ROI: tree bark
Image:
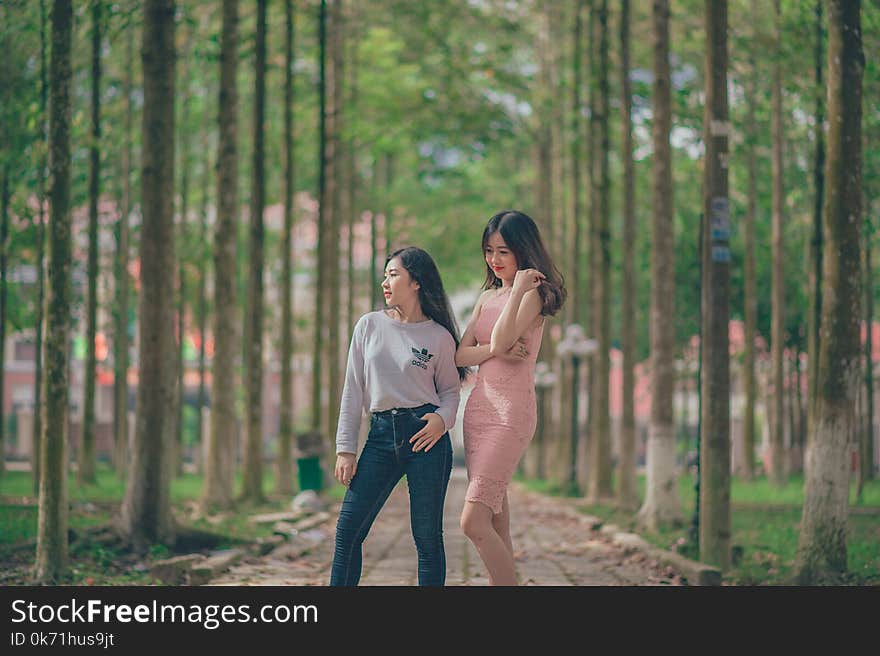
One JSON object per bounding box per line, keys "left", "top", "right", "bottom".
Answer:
{"left": 861, "top": 215, "right": 874, "bottom": 493}
{"left": 369, "top": 158, "right": 379, "bottom": 310}
{"left": 770, "top": 0, "right": 786, "bottom": 487}
{"left": 312, "top": 0, "right": 328, "bottom": 433}
{"left": 113, "top": 12, "right": 134, "bottom": 479}
{"left": 277, "top": 0, "right": 296, "bottom": 497}
{"left": 0, "top": 168, "right": 7, "bottom": 479}
{"left": 202, "top": 0, "right": 239, "bottom": 511}
{"left": 617, "top": 0, "right": 637, "bottom": 510}
{"left": 175, "top": 22, "right": 191, "bottom": 479}
{"left": 585, "top": 0, "right": 597, "bottom": 489}
{"left": 345, "top": 1, "right": 359, "bottom": 346}
{"left": 535, "top": 3, "right": 553, "bottom": 256}
{"left": 35, "top": 0, "right": 73, "bottom": 583}
{"left": 808, "top": 0, "right": 825, "bottom": 424}
{"left": 699, "top": 0, "right": 731, "bottom": 570}
{"left": 795, "top": 0, "right": 863, "bottom": 585}
{"left": 32, "top": 0, "right": 49, "bottom": 494}
{"left": 120, "top": 0, "right": 176, "bottom": 551}
{"left": 587, "top": 0, "right": 611, "bottom": 503}
{"left": 80, "top": 0, "right": 102, "bottom": 486}
{"left": 325, "top": 0, "right": 343, "bottom": 446}
{"left": 637, "top": 0, "right": 682, "bottom": 530}
{"left": 742, "top": 0, "right": 759, "bottom": 481}
{"left": 195, "top": 130, "right": 210, "bottom": 476}
{"left": 569, "top": 0, "right": 583, "bottom": 331}
{"left": 242, "top": 0, "right": 267, "bottom": 504}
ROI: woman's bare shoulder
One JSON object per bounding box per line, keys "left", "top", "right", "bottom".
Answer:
{"left": 472, "top": 288, "right": 494, "bottom": 311}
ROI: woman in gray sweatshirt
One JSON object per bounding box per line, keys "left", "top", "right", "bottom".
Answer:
{"left": 330, "top": 247, "right": 467, "bottom": 586}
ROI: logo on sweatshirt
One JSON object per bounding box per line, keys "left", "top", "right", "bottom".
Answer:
{"left": 410, "top": 347, "right": 434, "bottom": 370}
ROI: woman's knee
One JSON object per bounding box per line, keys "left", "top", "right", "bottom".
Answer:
{"left": 412, "top": 529, "right": 443, "bottom": 554}
{"left": 334, "top": 513, "right": 365, "bottom": 548}
{"left": 460, "top": 505, "right": 492, "bottom": 541}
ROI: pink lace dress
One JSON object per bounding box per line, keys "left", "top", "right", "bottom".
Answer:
{"left": 462, "top": 288, "right": 544, "bottom": 514}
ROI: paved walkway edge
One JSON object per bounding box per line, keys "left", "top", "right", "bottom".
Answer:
{"left": 598, "top": 525, "right": 722, "bottom": 586}
{"left": 518, "top": 486, "right": 722, "bottom": 586}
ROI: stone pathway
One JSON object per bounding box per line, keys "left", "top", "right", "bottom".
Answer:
{"left": 209, "top": 467, "right": 683, "bottom": 586}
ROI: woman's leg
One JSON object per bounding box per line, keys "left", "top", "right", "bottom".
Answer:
{"left": 404, "top": 434, "right": 453, "bottom": 586}
{"left": 330, "top": 440, "right": 402, "bottom": 586}
{"left": 492, "top": 492, "right": 513, "bottom": 558}
{"left": 460, "top": 499, "right": 518, "bottom": 585}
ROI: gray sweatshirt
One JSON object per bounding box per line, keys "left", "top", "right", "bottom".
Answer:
{"left": 335, "top": 310, "right": 461, "bottom": 455}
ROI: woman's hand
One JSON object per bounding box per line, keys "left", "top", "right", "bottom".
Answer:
{"left": 512, "top": 268, "right": 546, "bottom": 294}
{"left": 335, "top": 452, "right": 357, "bottom": 486}
{"left": 409, "top": 413, "right": 446, "bottom": 452}
{"left": 497, "top": 336, "right": 529, "bottom": 362}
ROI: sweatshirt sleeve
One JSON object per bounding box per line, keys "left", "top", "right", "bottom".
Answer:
{"left": 335, "top": 315, "right": 368, "bottom": 455}
{"left": 432, "top": 332, "right": 461, "bottom": 433}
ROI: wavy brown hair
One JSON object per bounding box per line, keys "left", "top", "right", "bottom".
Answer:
{"left": 481, "top": 210, "right": 566, "bottom": 316}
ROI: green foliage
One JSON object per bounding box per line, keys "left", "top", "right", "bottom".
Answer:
{"left": 147, "top": 543, "right": 171, "bottom": 561}
{"left": 3, "top": 0, "right": 879, "bottom": 357}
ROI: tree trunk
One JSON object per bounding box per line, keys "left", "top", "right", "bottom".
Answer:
{"left": 0, "top": 168, "right": 7, "bottom": 479}
{"left": 325, "top": 0, "right": 343, "bottom": 446}
{"left": 548, "top": 2, "right": 564, "bottom": 268}
{"left": 617, "top": 0, "right": 637, "bottom": 510}
{"left": 569, "top": 0, "right": 583, "bottom": 331}
{"left": 808, "top": 0, "right": 825, "bottom": 424}
{"left": 35, "top": 0, "right": 73, "bottom": 583}
{"left": 175, "top": 24, "right": 191, "bottom": 479}
{"left": 345, "top": 2, "right": 359, "bottom": 345}
{"left": 787, "top": 350, "right": 796, "bottom": 471}
{"left": 795, "top": 347, "right": 805, "bottom": 470}
{"left": 120, "top": 0, "right": 176, "bottom": 551}
{"left": 277, "top": 0, "right": 296, "bottom": 497}
{"left": 699, "top": 0, "right": 731, "bottom": 570}
{"left": 195, "top": 130, "right": 210, "bottom": 476}
{"left": 587, "top": 0, "right": 611, "bottom": 503}
{"left": 32, "top": 0, "right": 49, "bottom": 494}
{"left": 637, "top": 0, "right": 682, "bottom": 530}
{"left": 770, "top": 0, "right": 786, "bottom": 487}
{"left": 565, "top": 2, "right": 585, "bottom": 493}
{"left": 202, "top": 0, "right": 239, "bottom": 511}
{"left": 383, "top": 154, "right": 393, "bottom": 265}
{"left": 312, "top": 0, "right": 328, "bottom": 433}
{"left": 585, "top": 0, "right": 597, "bottom": 489}
{"left": 742, "top": 0, "right": 759, "bottom": 482}
{"left": 369, "top": 158, "right": 379, "bottom": 310}
{"left": 80, "top": 0, "right": 102, "bottom": 486}
{"left": 795, "top": 0, "right": 863, "bottom": 585}
{"left": 583, "top": 0, "right": 595, "bottom": 337}
{"left": 242, "top": 0, "right": 267, "bottom": 504}
{"left": 113, "top": 15, "right": 134, "bottom": 479}
{"left": 861, "top": 215, "right": 874, "bottom": 492}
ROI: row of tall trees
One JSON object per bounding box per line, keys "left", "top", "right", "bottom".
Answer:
{"left": 0, "top": 1, "right": 872, "bottom": 585}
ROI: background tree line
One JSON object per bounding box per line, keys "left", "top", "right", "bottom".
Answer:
{"left": 0, "top": 0, "right": 874, "bottom": 584}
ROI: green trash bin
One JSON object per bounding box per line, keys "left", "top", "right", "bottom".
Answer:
{"left": 297, "top": 456, "right": 323, "bottom": 492}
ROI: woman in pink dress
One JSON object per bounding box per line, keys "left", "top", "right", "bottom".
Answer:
{"left": 455, "top": 210, "right": 566, "bottom": 585}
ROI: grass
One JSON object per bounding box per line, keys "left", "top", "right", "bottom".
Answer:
{"left": 0, "top": 463, "right": 343, "bottom": 585}
{"left": 514, "top": 471, "right": 880, "bottom": 585}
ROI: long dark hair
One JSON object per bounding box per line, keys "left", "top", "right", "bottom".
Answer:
{"left": 385, "top": 247, "right": 469, "bottom": 381}
{"left": 481, "top": 210, "right": 566, "bottom": 316}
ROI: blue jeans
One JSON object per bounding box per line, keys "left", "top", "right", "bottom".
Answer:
{"left": 330, "top": 403, "right": 453, "bottom": 586}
